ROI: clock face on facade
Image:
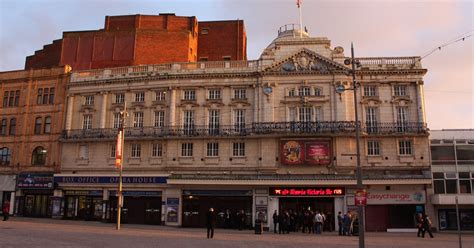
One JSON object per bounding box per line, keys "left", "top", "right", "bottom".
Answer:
{"left": 263, "top": 86, "right": 273, "bottom": 95}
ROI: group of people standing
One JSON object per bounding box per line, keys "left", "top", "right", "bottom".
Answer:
{"left": 337, "top": 211, "right": 358, "bottom": 236}
{"left": 416, "top": 213, "right": 434, "bottom": 238}
{"left": 272, "top": 209, "right": 332, "bottom": 234}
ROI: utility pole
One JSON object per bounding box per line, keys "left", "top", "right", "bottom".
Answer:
{"left": 337, "top": 43, "right": 365, "bottom": 248}
{"left": 115, "top": 103, "right": 127, "bottom": 230}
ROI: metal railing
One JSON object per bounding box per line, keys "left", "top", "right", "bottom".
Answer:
{"left": 62, "top": 122, "right": 428, "bottom": 140}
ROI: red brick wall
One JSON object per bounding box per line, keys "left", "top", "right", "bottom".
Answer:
{"left": 198, "top": 20, "right": 247, "bottom": 61}
{"left": 25, "top": 39, "right": 62, "bottom": 70}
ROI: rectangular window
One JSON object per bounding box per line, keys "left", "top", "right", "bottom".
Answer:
{"left": 34, "top": 117, "right": 42, "bottom": 134}
{"left": 152, "top": 143, "right": 163, "bottom": 157}
{"left": 37, "top": 89, "right": 43, "bottom": 105}
{"left": 183, "top": 110, "right": 195, "bottom": 134}
{"left": 2, "top": 91, "right": 8, "bottom": 107}
{"left": 79, "top": 145, "right": 89, "bottom": 159}
{"left": 135, "top": 92, "right": 145, "bottom": 102}
{"left": 154, "top": 111, "right": 165, "bottom": 128}
{"left": 115, "top": 93, "right": 125, "bottom": 103}
{"left": 85, "top": 95, "right": 94, "bottom": 105}
{"left": 459, "top": 172, "right": 471, "bottom": 194}
{"left": 183, "top": 89, "right": 196, "bottom": 101}
{"left": 397, "top": 107, "right": 408, "bottom": 132}
{"left": 14, "top": 90, "right": 20, "bottom": 106}
{"left": 155, "top": 90, "right": 166, "bottom": 101}
{"left": 363, "top": 86, "right": 377, "bottom": 97}
{"left": 394, "top": 85, "right": 407, "bottom": 96}
{"left": 83, "top": 115, "right": 92, "bottom": 130}
{"left": 181, "top": 143, "right": 193, "bottom": 157}
{"left": 234, "top": 89, "right": 246, "bottom": 100}
{"left": 314, "top": 107, "right": 323, "bottom": 121}
{"left": 43, "top": 117, "right": 51, "bottom": 134}
{"left": 233, "top": 142, "right": 245, "bottom": 157}
{"left": 8, "top": 118, "right": 16, "bottom": 135}
{"left": 8, "top": 91, "right": 14, "bottom": 107}
{"left": 208, "top": 89, "right": 221, "bottom": 100}
{"left": 299, "top": 87, "right": 311, "bottom": 96}
{"left": 48, "top": 88, "right": 54, "bottom": 104}
{"left": 201, "top": 28, "right": 209, "bottom": 35}
{"left": 209, "top": 109, "right": 220, "bottom": 134}
{"left": 366, "top": 107, "right": 378, "bottom": 133}
{"left": 299, "top": 107, "right": 312, "bottom": 122}
{"left": 0, "top": 119, "right": 6, "bottom": 136}
{"left": 131, "top": 144, "right": 141, "bottom": 158}
{"left": 133, "top": 112, "right": 144, "bottom": 128}
{"left": 110, "top": 144, "right": 116, "bottom": 158}
{"left": 234, "top": 109, "right": 245, "bottom": 131}
{"left": 289, "top": 107, "right": 297, "bottom": 122}
{"left": 113, "top": 113, "right": 123, "bottom": 129}
{"left": 207, "top": 142, "right": 219, "bottom": 157}
{"left": 367, "top": 140, "right": 380, "bottom": 156}
{"left": 434, "top": 179, "right": 445, "bottom": 194}
{"left": 288, "top": 89, "right": 296, "bottom": 97}
{"left": 399, "top": 140, "right": 413, "bottom": 155}
{"left": 42, "top": 88, "right": 49, "bottom": 104}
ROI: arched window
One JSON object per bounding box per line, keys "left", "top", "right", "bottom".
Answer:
{"left": 44, "top": 116, "right": 52, "bottom": 134}
{"left": 0, "top": 147, "right": 11, "bottom": 165}
{"left": 0, "top": 119, "right": 6, "bottom": 136}
{"left": 9, "top": 118, "right": 16, "bottom": 135}
{"left": 31, "top": 146, "right": 47, "bottom": 166}
{"left": 34, "top": 117, "right": 42, "bottom": 134}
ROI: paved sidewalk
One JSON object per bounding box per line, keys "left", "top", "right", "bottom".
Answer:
{"left": 1, "top": 217, "right": 473, "bottom": 248}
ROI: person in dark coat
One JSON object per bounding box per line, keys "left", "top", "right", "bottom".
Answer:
{"left": 272, "top": 210, "right": 279, "bottom": 233}
{"left": 337, "top": 211, "right": 343, "bottom": 235}
{"left": 422, "top": 214, "right": 434, "bottom": 238}
{"left": 206, "top": 208, "right": 216, "bottom": 239}
{"left": 278, "top": 211, "right": 285, "bottom": 234}
{"left": 343, "top": 213, "right": 352, "bottom": 236}
{"left": 237, "top": 209, "right": 245, "bottom": 230}
{"left": 2, "top": 200, "right": 10, "bottom": 221}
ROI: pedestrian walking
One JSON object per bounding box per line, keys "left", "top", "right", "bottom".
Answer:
{"left": 2, "top": 200, "right": 10, "bottom": 221}
{"left": 272, "top": 210, "right": 279, "bottom": 233}
{"left": 421, "top": 214, "right": 434, "bottom": 238}
{"left": 416, "top": 212, "right": 423, "bottom": 237}
{"left": 224, "top": 209, "right": 232, "bottom": 229}
{"left": 337, "top": 211, "right": 343, "bottom": 235}
{"left": 206, "top": 208, "right": 216, "bottom": 239}
{"left": 238, "top": 209, "right": 245, "bottom": 231}
{"left": 343, "top": 213, "right": 351, "bottom": 236}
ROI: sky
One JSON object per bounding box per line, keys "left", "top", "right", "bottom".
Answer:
{"left": 0, "top": 0, "right": 473, "bottom": 129}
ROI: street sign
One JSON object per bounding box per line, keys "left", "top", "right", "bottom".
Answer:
{"left": 355, "top": 189, "right": 367, "bottom": 206}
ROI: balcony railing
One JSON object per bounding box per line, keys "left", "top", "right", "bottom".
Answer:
{"left": 62, "top": 122, "right": 428, "bottom": 140}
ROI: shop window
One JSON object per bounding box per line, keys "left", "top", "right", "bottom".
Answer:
{"left": 34, "top": 117, "right": 42, "bottom": 134}
{"left": 44, "top": 116, "right": 51, "bottom": 134}
{"left": 0, "top": 147, "right": 11, "bottom": 165}
{"left": 31, "top": 146, "right": 47, "bottom": 166}
{"left": 8, "top": 118, "right": 16, "bottom": 135}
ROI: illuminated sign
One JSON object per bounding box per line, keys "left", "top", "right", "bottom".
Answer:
{"left": 280, "top": 140, "right": 331, "bottom": 166}
{"left": 269, "top": 187, "right": 345, "bottom": 197}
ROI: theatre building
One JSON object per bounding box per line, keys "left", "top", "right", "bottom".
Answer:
{"left": 58, "top": 24, "right": 431, "bottom": 230}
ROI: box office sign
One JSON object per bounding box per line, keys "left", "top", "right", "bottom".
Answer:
{"left": 54, "top": 176, "right": 167, "bottom": 184}
{"left": 280, "top": 140, "right": 331, "bottom": 166}
{"left": 17, "top": 173, "right": 54, "bottom": 189}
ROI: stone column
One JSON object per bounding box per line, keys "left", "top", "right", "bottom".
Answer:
{"left": 100, "top": 93, "right": 108, "bottom": 128}
{"left": 65, "top": 95, "right": 74, "bottom": 130}
{"left": 169, "top": 89, "right": 176, "bottom": 126}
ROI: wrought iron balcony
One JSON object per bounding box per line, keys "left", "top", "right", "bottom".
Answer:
{"left": 61, "top": 122, "right": 427, "bottom": 140}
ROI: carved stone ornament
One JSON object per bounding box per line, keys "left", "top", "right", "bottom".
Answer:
{"left": 281, "top": 54, "right": 329, "bottom": 72}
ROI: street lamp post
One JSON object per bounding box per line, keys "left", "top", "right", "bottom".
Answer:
{"left": 336, "top": 43, "right": 365, "bottom": 248}
{"left": 115, "top": 103, "right": 127, "bottom": 230}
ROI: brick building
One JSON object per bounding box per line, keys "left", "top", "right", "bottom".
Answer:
{"left": 0, "top": 66, "right": 71, "bottom": 218}
{"left": 57, "top": 25, "right": 431, "bottom": 230}
{"left": 25, "top": 14, "right": 247, "bottom": 71}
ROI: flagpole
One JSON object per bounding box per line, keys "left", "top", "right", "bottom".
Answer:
{"left": 299, "top": 1, "right": 303, "bottom": 38}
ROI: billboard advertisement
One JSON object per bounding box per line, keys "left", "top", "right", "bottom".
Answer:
{"left": 280, "top": 140, "right": 331, "bottom": 166}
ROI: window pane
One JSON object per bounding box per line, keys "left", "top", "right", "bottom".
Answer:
{"left": 433, "top": 172, "right": 444, "bottom": 179}
{"left": 446, "top": 180, "right": 457, "bottom": 193}
{"left": 459, "top": 180, "right": 471, "bottom": 193}
{"left": 431, "top": 146, "right": 455, "bottom": 164}
{"left": 434, "top": 180, "right": 445, "bottom": 194}
{"left": 457, "top": 145, "right": 474, "bottom": 161}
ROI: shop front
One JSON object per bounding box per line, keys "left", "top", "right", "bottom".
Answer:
{"left": 16, "top": 173, "right": 54, "bottom": 218}
{"left": 347, "top": 188, "right": 426, "bottom": 232}
{"left": 0, "top": 175, "right": 16, "bottom": 216}
{"left": 182, "top": 189, "right": 253, "bottom": 228}
{"left": 431, "top": 194, "right": 474, "bottom": 231}
{"left": 54, "top": 174, "right": 167, "bottom": 224}
{"left": 269, "top": 186, "right": 345, "bottom": 232}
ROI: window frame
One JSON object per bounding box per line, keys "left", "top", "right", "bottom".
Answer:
{"left": 131, "top": 143, "right": 141, "bottom": 158}
{"left": 206, "top": 142, "right": 219, "bottom": 157}
{"left": 181, "top": 143, "right": 193, "bottom": 157}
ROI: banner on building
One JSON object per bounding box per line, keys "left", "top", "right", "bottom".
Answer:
{"left": 347, "top": 190, "right": 426, "bottom": 205}
{"left": 115, "top": 130, "right": 123, "bottom": 168}
{"left": 280, "top": 140, "right": 331, "bottom": 165}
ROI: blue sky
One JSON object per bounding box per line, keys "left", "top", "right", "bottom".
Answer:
{"left": 0, "top": 0, "right": 472, "bottom": 129}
